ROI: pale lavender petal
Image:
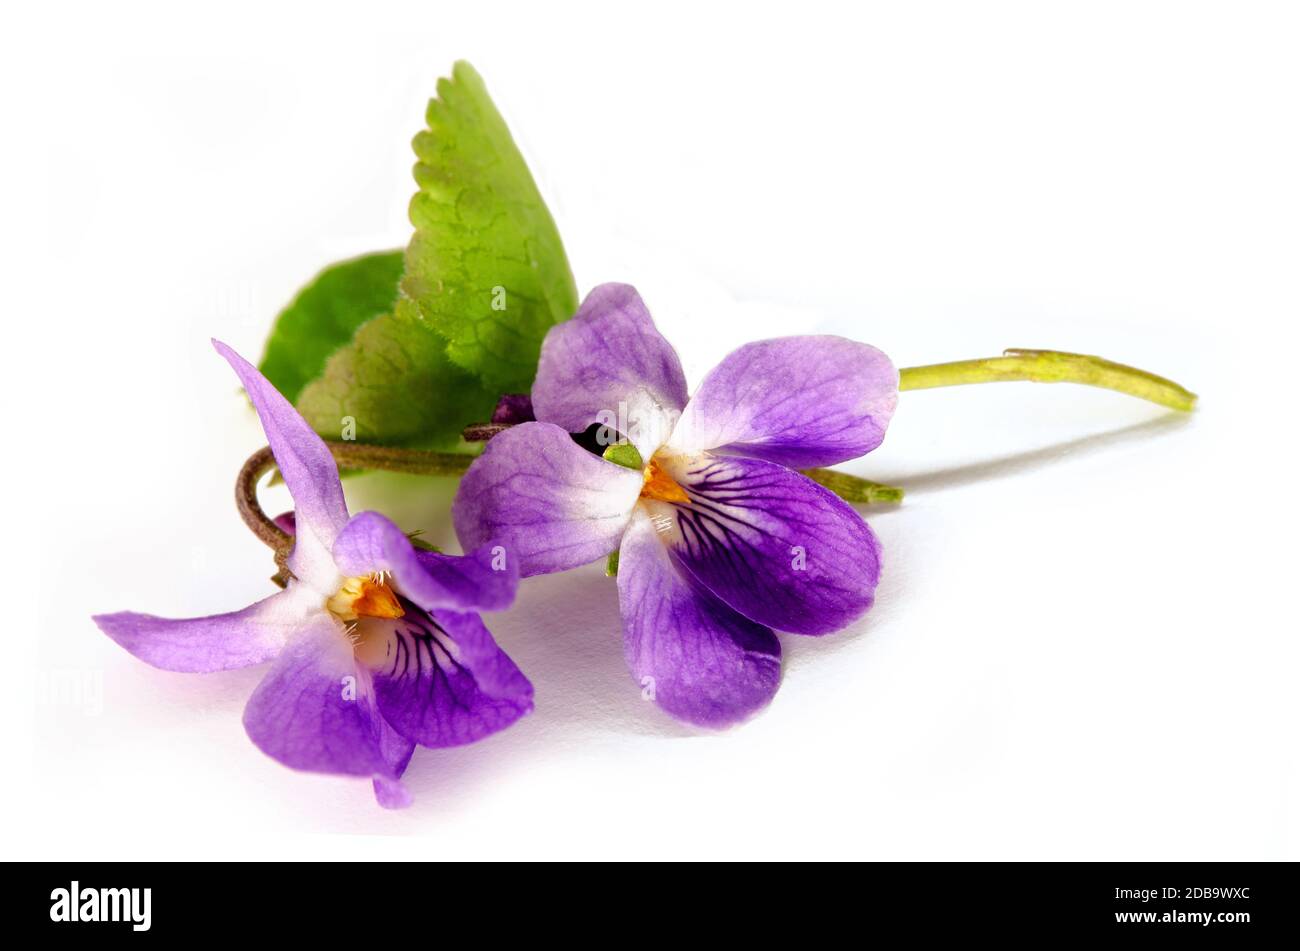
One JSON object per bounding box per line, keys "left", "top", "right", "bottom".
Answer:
{"left": 243, "top": 614, "right": 391, "bottom": 777}
{"left": 669, "top": 336, "right": 898, "bottom": 467}
{"left": 367, "top": 605, "right": 533, "bottom": 748}
{"left": 333, "top": 511, "right": 518, "bottom": 612}
{"left": 284, "top": 528, "right": 343, "bottom": 597}
{"left": 452, "top": 422, "right": 642, "bottom": 577}
{"left": 618, "top": 509, "right": 781, "bottom": 727}
{"left": 531, "top": 283, "right": 688, "bottom": 459}
{"left": 213, "top": 340, "right": 349, "bottom": 591}
{"left": 93, "top": 583, "right": 323, "bottom": 673}
{"left": 658, "top": 453, "right": 882, "bottom": 635}
{"left": 267, "top": 507, "right": 339, "bottom": 596}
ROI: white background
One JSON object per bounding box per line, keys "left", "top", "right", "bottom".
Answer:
{"left": 7, "top": 1, "right": 1298, "bottom": 859}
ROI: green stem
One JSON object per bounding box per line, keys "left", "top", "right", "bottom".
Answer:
{"left": 241, "top": 438, "right": 900, "bottom": 571}
{"left": 898, "top": 349, "right": 1197, "bottom": 412}
{"left": 240, "top": 348, "right": 1191, "bottom": 568}
{"left": 323, "top": 441, "right": 476, "bottom": 476}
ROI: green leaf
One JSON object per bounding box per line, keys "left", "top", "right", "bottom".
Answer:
{"left": 295, "top": 298, "right": 498, "bottom": 447}
{"left": 258, "top": 250, "right": 405, "bottom": 404}
{"left": 259, "top": 61, "right": 575, "bottom": 448}
{"left": 403, "top": 61, "right": 579, "bottom": 392}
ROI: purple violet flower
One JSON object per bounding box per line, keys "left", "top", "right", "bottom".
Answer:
{"left": 94, "top": 341, "right": 533, "bottom": 808}
{"left": 453, "top": 283, "right": 898, "bottom": 728}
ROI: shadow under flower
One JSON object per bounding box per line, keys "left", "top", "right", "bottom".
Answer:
{"left": 871, "top": 412, "right": 1192, "bottom": 496}
{"left": 394, "top": 565, "right": 699, "bottom": 810}
{"left": 493, "top": 567, "right": 700, "bottom": 737}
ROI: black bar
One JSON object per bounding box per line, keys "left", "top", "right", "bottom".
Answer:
{"left": 8, "top": 862, "right": 1293, "bottom": 940}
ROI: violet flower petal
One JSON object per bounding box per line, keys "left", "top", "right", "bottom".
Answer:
{"left": 242, "top": 614, "right": 391, "bottom": 777}
{"left": 92, "top": 584, "right": 323, "bottom": 673}
{"left": 663, "top": 454, "right": 882, "bottom": 635}
{"left": 370, "top": 608, "right": 534, "bottom": 748}
{"left": 213, "top": 340, "right": 350, "bottom": 592}
{"left": 412, "top": 546, "right": 518, "bottom": 611}
{"left": 670, "top": 336, "right": 898, "bottom": 468}
{"left": 618, "top": 509, "right": 782, "bottom": 727}
{"left": 452, "top": 421, "right": 642, "bottom": 577}
{"left": 531, "top": 283, "right": 689, "bottom": 459}
{"left": 332, "top": 511, "right": 519, "bottom": 612}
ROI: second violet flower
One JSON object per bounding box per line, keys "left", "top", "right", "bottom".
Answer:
{"left": 94, "top": 343, "right": 533, "bottom": 808}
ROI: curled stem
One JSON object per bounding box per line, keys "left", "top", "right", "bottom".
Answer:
{"left": 235, "top": 446, "right": 293, "bottom": 586}
{"left": 237, "top": 442, "right": 476, "bottom": 585}
{"left": 898, "top": 349, "right": 1197, "bottom": 412}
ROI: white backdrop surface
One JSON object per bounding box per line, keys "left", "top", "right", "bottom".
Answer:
{"left": 8, "top": 1, "right": 1299, "bottom": 860}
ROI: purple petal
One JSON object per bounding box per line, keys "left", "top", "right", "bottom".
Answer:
{"left": 531, "top": 283, "right": 688, "bottom": 459}
{"left": 243, "top": 614, "right": 391, "bottom": 777}
{"left": 659, "top": 453, "right": 882, "bottom": 635}
{"left": 213, "top": 340, "right": 350, "bottom": 590}
{"left": 452, "top": 422, "right": 642, "bottom": 577}
{"left": 618, "top": 510, "right": 781, "bottom": 727}
{"left": 670, "top": 336, "right": 898, "bottom": 467}
{"left": 333, "top": 511, "right": 519, "bottom": 612}
{"left": 93, "top": 584, "right": 322, "bottom": 673}
{"left": 367, "top": 607, "right": 533, "bottom": 748}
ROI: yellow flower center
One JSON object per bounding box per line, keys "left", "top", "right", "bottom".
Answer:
{"left": 639, "top": 456, "right": 690, "bottom": 505}
{"left": 326, "top": 573, "right": 405, "bottom": 622}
